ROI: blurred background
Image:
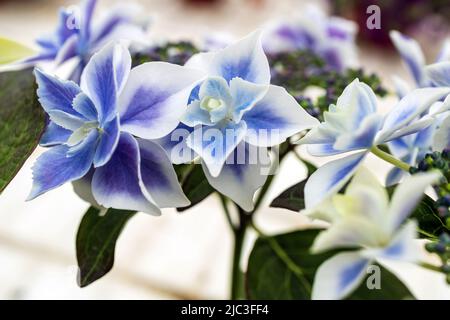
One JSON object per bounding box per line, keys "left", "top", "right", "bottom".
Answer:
{"left": 0, "top": 0, "right": 450, "bottom": 299}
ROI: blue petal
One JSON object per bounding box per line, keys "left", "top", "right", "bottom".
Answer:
{"left": 154, "top": 123, "right": 196, "bottom": 165}
{"left": 186, "top": 31, "right": 270, "bottom": 85}
{"left": 91, "top": 133, "right": 160, "bottom": 215}
{"left": 181, "top": 101, "right": 213, "bottom": 127}
{"left": 54, "top": 34, "right": 79, "bottom": 66}
{"left": 34, "top": 68, "right": 82, "bottom": 116}
{"left": 199, "top": 77, "right": 232, "bottom": 103}
{"left": 202, "top": 142, "right": 270, "bottom": 211}
{"left": 80, "top": 43, "right": 131, "bottom": 123}
{"left": 333, "top": 114, "right": 383, "bottom": 151}
{"left": 390, "top": 31, "right": 426, "bottom": 86}
{"left": 93, "top": 117, "right": 120, "bottom": 167}
{"left": 118, "top": 62, "right": 205, "bottom": 139}
{"left": 40, "top": 121, "right": 72, "bottom": 147}
{"left": 312, "top": 252, "right": 371, "bottom": 300}
{"left": 242, "top": 85, "right": 319, "bottom": 147}
{"left": 55, "top": 9, "right": 78, "bottom": 46}
{"left": 425, "top": 62, "right": 450, "bottom": 87}
{"left": 28, "top": 135, "right": 96, "bottom": 200}
{"left": 72, "top": 93, "right": 98, "bottom": 121}
{"left": 46, "top": 110, "right": 86, "bottom": 131}
{"left": 79, "top": 0, "right": 97, "bottom": 42}
{"left": 188, "top": 85, "right": 200, "bottom": 104}
{"left": 307, "top": 143, "right": 342, "bottom": 156}
{"left": 187, "top": 121, "right": 247, "bottom": 177}
{"left": 385, "top": 153, "right": 415, "bottom": 186}
{"left": 229, "top": 77, "right": 268, "bottom": 122}
{"left": 67, "top": 129, "right": 99, "bottom": 157}
{"left": 90, "top": 3, "right": 146, "bottom": 45}
{"left": 138, "top": 139, "right": 190, "bottom": 208}
{"left": 304, "top": 151, "right": 367, "bottom": 208}
{"left": 379, "top": 87, "right": 450, "bottom": 142}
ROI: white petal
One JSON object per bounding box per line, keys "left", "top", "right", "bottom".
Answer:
{"left": 387, "top": 171, "right": 441, "bottom": 233}
{"left": 243, "top": 85, "right": 319, "bottom": 147}
{"left": 392, "top": 76, "right": 411, "bottom": 99}
{"left": 312, "top": 252, "right": 371, "bottom": 300}
{"left": 425, "top": 62, "right": 450, "bottom": 87}
{"left": 312, "top": 217, "right": 383, "bottom": 253}
{"left": 433, "top": 114, "right": 450, "bottom": 151}
{"left": 203, "top": 143, "right": 270, "bottom": 211}
{"left": 304, "top": 151, "right": 367, "bottom": 209}
{"left": 378, "top": 87, "right": 450, "bottom": 143}
{"left": 138, "top": 139, "right": 190, "bottom": 208}
{"left": 185, "top": 31, "right": 270, "bottom": 85}
{"left": 118, "top": 62, "right": 206, "bottom": 139}
{"left": 390, "top": 30, "right": 426, "bottom": 86}
{"left": 187, "top": 121, "right": 247, "bottom": 177}
{"left": 365, "top": 220, "right": 421, "bottom": 263}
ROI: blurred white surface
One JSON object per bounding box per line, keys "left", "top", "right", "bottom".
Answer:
{"left": 0, "top": 0, "right": 449, "bottom": 299}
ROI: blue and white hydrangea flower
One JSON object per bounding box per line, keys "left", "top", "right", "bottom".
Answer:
{"left": 385, "top": 31, "right": 450, "bottom": 185}
{"left": 297, "top": 79, "right": 450, "bottom": 209}
{"left": 390, "top": 30, "right": 450, "bottom": 96}
{"left": 425, "top": 61, "right": 450, "bottom": 151}
{"left": 170, "top": 31, "right": 319, "bottom": 211}
{"left": 29, "top": 43, "right": 205, "bottom": 215}
{"left": 307, "top": 167, "right": 440, "bottom": 300}
{"left": 24, "top": 0, "right": 149, "bottom": 82}
{"left": 263, "top": 5, "right": 358, "bottom": 72}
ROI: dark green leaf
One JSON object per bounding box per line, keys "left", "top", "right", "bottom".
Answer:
{"left": 76, "top": 206, "right": 136, "bottom": 287}
{"left": 270, "top": 180, "right": 307, "bottom": 212}
{"left": 246, "top": 229, "right": 414, "bottom": 300}
{"left": 411, "top": 194, "right": 449, "bottom": 239}
{"left": 177, "top": 164, "right": 214, "bottom": 212}
{"left": 303, "top": 159, "right": 317, "bottom": 176}
{"left": 0, "top": 68, "right": 46, "bottom": 192}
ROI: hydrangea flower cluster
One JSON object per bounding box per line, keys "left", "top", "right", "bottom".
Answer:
{"left": 30, "top": 43, "right": 204, "bottom": 215}
{"left": 307, "top": 168, "right": 439, "bottom": 299}
{"left": 24, "top": 0, "right": 149, "bottom": 82}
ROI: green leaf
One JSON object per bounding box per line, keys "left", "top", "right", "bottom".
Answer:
{"left": 76, "top": 206, "right": 136, "bottom": 287}
{"left": 411, "top": 194, "right": 449, "bottom": 239}
{"left": 0, "top": 38, "right": 35, "bottom": 65}
{"left": 270, "top": 180, "right": 307, "bottom": 212}
{"left": 246, "top": 229, "right": 414, "bottom": 300}
{"left": 302, "top": 159, "right": 317, "bottom": 176}
{"left": 0, "top": 68, "right": 46, "bottom": 193}
{"left": 177, "top": 164, "right": 215, "bottom": 212}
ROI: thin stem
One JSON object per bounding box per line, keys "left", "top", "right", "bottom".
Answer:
{"left": 420, "top": 262, "right": 442, "bottom": 273}
{"left": 370, "top": 146, "right": 411, "bottom": 172}
{"left": 218, "top": 194, "right": 236, "bottom": 231}
{"left": 227, "top": 141, "right": 295, "bottom": 300}
{"left": 251, "top": 222, "right": 312, "bottom": 295}
{"left": 230, "top": 208, "right": 251, "bottom": 300}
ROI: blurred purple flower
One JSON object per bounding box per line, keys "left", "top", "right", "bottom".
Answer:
{"left": 263, "top": 5, "right": 358, "bottom": 72}
{"left": 24, "top": 0, "right": 149, "bottom": 82}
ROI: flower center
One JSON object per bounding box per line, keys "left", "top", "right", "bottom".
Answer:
{"left": 200, "top": 96, "right": 224, "bottom": 112}
{"left": 67, "top": 121, "right": 99, "bottom": 146}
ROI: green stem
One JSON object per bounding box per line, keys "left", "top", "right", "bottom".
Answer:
{"left": 420, "top": 262, "right": 442, "bottom": 273}
{"left": 218, "top": 194, "right": 236, "bottom": 231}
{"left": 251, "top": 222, "right": 312, "bottom": 294}
{"left": 227, "top": 141, "right": 295, "bottom": 300}
{"left": 370, "top": 146, "right": 411, "bottom": 172}
{"left": 230, "top": 208, "right": 251, "bottom": 300}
